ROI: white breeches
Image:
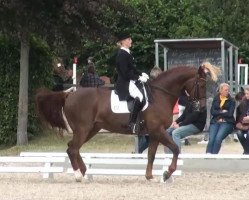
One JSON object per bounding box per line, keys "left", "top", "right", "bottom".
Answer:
{"left": 129, "top": 80, "right": 143, "bottom": 102}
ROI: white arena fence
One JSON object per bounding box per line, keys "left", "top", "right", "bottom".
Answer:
{"left": 0, "top": 152, "right": 183, "bottom": 182}
{"left": 0, "top": 156, "right": 65, "bottom": 179}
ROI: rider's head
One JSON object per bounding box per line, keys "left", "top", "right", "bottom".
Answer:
{"left": 116, "top": 33, "right": 132, "bottom": 49}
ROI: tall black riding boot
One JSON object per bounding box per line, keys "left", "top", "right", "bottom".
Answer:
{"left": 128, "top": 98, "right": 142, "bottom": 133}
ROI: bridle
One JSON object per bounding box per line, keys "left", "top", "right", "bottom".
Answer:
{"left": 149, "top": 73, "right": 207, "bottom": 103}
{"left": 187, "top": 75, "right": 207, "bottom": 102}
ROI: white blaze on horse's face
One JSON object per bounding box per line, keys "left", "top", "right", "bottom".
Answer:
{"left": 57, "top": 63, "right": 62, "bottom": 67}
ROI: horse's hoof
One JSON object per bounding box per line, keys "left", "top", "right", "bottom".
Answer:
{"left": 74, "top": 169, "right": 83, "bottom": 182}
{"left": 147, "top": 178, "right": 158, "bottom": 183}
{"left": 163, "top": 171, "right": 170, "bottom": 182}
{"left": 145, "top": 175, "right": 153, "bottom": 180}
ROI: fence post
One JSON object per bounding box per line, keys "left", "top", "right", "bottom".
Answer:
{"left": 73, "top": 56, "right": 77, "bottom": 91}
{"left": 134, "top": 136, "right": 139, "bottom": 153}
{"left": 43, "top": 156, "right": 53, "bottom": 179}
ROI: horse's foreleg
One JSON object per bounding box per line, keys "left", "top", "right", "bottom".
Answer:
{"left": 159, "top": 132, "right": 179, "bottom": 181}
{"left": 146, "top": 139, "right": 159, "bottom": 180}
{"left": 77, "top": 153, "right": 86, "bottom": 176}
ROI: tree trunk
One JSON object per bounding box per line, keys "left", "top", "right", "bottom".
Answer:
{"left": 16, "top": 33, "right": 30, "bottom": 145}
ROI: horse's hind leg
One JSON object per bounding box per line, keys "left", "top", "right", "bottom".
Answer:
{"left": 67, "top": 127, "right": 100, "bottom": 182}
{"left": 76, "top": 127, "right": 100, "bottom": 177}
{"left": 146, "top": 138, "right": 159, "bottom": 180}
{"left": 67, "top": 129, "right": 88, "bottom": 182}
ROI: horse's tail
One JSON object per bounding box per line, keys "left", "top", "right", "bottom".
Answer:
{"left": 35, "top": 88, "right": 69, "bottom": 133}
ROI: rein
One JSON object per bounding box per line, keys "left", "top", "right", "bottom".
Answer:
{"left": 149, "top": 82, "right": 178, "bottom": 97}
{"left": 188, "top": 76, "right": 207, "bottom": 101}
{"left": 149, "top": 75, "right": 207, "bottom": 101}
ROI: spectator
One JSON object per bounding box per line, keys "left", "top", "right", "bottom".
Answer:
{"left": 235, "top": 87, "right": 245, "bottom": 102}
{"left": 236, "top": 86, "right": 249, "bottom": 154}
{"left": 178, "top": 90, "right": 191, "bottom": 146}
{"left": 206, "top": 83, "right": 235, "bottom": 154}
{"left": 79, "top": 65, "right": 105, "bottom": 87}
{"left": 87, "top": 56, "right": 94, "bottom": 65}
{"left": 178, "top": 90, "right": 188, "bottom": 116}
{"left": 198, "top": 75, "right": 221, "bottom": 144}
{"left": 232, "top": 87, "right": 245, "bottom": 142}
{"left": 149, "top": 66, "right": 162, "bottom": 79}
{"left": 81, "top": 56, "right": 94, "bottom": 75}
{"left": 165, "top": 91, "right": 207, "bottom": 153}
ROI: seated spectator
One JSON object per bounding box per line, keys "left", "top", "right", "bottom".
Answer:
{"left": 178, "top": 90, "right": 188, "bottom": 116}
{"left": 232, "top": 87, "right": 245, "bottom": 142}
{"left": 206, "top": 83, "right": 235, "bottom": 154}
{"left": 235, "top": 87, "right": 245, "bottom": 102}
{"left": 178, "top": 90, "right": 191, "bottom": 146}
{"left": 79, "top": 65, "right": 105, "bottom": 87}
{"left": 236, "top": 86, "right": 249, "bottom": 154}
{"left": 165, "top": 91, "right": 207, "bottom": 153}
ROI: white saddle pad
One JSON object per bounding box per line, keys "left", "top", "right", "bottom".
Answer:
{"left": 111, "top": 90, "right": 149, "bottom": 113}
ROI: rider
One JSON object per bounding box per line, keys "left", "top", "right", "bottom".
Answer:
{"left": 115, "top": 32, "right": 149, "bottom": 133}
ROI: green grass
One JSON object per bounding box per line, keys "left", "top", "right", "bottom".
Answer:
{"left": 0, "top": 131, "right": 136, "bottom": 156}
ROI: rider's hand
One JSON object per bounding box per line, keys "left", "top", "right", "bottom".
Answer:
{"left": 142, "top": 72, "right": 149, "bottom": 80}
{"left": 138, "top": 75, "right": 148, "bottom": 83}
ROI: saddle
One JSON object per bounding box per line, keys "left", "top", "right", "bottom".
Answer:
{"left": 110, "top": 82, "right": 151, "bottom": 113}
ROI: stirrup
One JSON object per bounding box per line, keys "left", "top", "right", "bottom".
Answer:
{"left": 139, "top": 120, "right": 145, "bottom": 130}
{"left": 128, "top": 123, "right": 138, "bottom": 134}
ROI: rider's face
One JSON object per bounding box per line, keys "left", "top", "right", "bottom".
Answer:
{"left": 121, "top": 38, "right": 132, "bottom": 48}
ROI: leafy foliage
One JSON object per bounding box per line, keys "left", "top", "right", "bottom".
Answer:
{"left": 0, "top": 0, "right": 133, "bottom": 145}
{"left": 84, "top": 0, "right": 249, "bottom": 77}
{"left": 0, "top": 36, "right": 53, "bottom": 144}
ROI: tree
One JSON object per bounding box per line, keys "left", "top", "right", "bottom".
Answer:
{"left": 0, "top": 0, "right": 131, "bottom": 145}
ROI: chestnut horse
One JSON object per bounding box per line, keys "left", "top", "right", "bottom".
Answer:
{"left": 36, "top": 62, "right": 220, "bottom": 182}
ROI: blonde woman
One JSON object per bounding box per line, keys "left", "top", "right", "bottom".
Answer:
{"left": 149, "top": 66, "right": 162, "bottom": 79}
{"left": 206, "top": 83, "right": 235, "bottom": 154}
{"left": 115, "top": 33, "right": 149, "bottom": 133}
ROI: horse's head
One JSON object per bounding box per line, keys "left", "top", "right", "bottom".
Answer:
{"left": 184, "top": 62, "right": 221, "bottom": 110}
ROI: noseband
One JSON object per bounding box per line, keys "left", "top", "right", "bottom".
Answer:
{"left": 188, "top": 76, "right": 206, "bottom": 102}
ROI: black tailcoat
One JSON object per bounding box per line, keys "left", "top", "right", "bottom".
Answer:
{"left": 115, "top": 49, "right": 141, "bottom": 100}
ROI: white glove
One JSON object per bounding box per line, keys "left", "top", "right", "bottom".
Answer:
{"left": 142, "top": 72, "right": 149, "bottom": 80}
{"left": 138, "top": 75, "right": 148, "bottom": 83}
